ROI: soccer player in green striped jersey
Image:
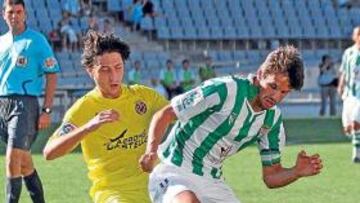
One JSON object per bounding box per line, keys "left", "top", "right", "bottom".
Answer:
{"left": 140, "top": 46, "right": 323, "bottom": 203}
{"left": 338, "top": 26, "right": 360, "bottom": 163}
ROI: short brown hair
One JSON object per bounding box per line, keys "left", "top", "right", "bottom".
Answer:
{"left": 2, "top": 0, "right": 25, "bottom": 9}
{"left": 260, "top": 45, "right": 304, "bottom": 90}
{"left": 81, "top": 30, "right": 130, "bottom": 69}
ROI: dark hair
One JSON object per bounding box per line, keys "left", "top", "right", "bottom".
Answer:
{"left": 166, "top": 59, "right": 173, "bottom": 65}
{"left": 321, "top": 54, "right": 331, "bottom": 65}
{"left": 2, "top": 0, "right": 25, "bottom": 9}
{"left": 319, "top": 54, "right": 332, "bottom": 73}
{"left": 260, "top": 45, "right": 304, "bottom": 90}
{"left": 182, "top": 59, "right": 189, "bottom": 65}
{"left": 81, "top": 30, "right": 130, "bottom": 68}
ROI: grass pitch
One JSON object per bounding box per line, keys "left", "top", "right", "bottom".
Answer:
{"left": 0, "top": 117, "right": 358, "bottom": 203}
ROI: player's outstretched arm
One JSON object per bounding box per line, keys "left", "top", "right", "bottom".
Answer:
{"left": 43, "top": 109, "right": 119, "bottom": 160}
{"left": 262, "top": 150, "right": 323, "bottom": 188}
{"left": 139, "top": 104, "right": 177, "bottom": 172}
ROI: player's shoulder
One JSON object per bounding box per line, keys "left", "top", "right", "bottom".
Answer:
{"left": 204, "top": 75, "right": 239, "bottom": 84}
{"left": 0, "top": 32, "right": 12, "bottom": 43}
{"left": 67, "top": 91, "right": 97, "bottom": 112}
{"left": 127, "top": 84, "right": 161, "bottom": 98}
{"left": 344, "top": 45, "right": 357, "bottom": 56}
{"left": 26, "top": 28, "right": 49, "bottom": 43}
{"left": 232, "top": 74, "right": 252, "bottom": 84}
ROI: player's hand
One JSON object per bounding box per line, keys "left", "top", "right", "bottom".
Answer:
{"left": 84, "top": 109, "right": 119, "bottom": 132}
{"left": 294, "top": 150, "right": 323, "bottom": 178}
{"left": 38, "top": 113, "right": 51, "bottom": 130}
{"left": 139, "top": 152, "right": 158, "bottom": 173}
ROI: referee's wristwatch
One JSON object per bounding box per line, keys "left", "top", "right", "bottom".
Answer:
{"left": 42, "top": 107, "right": 52, "bottom": 114}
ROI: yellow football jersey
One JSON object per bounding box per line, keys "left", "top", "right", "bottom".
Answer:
{"left": 57, "top": 84, "right": 168, "bottom": 202}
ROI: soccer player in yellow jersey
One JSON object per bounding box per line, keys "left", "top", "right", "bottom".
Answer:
{"left": 43, "top": 30, "right": 168, "bottom": 203}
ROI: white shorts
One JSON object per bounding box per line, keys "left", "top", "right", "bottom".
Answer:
{"left": 342, "top": 97, "right": 360, "bottom": 127}
{"left": 149, "top": 163, "right": 240, "bottom": 203}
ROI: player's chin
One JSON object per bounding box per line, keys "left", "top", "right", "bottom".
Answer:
{"left": 261, "top": 101, "right": 275, "bottom": 110}
{"left": 109, "top": 85, "right": 121, "bottom": 97}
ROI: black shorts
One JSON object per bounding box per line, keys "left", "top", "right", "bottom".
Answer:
{"left": 0, "top": 95, "right": 39, "bottom": 150}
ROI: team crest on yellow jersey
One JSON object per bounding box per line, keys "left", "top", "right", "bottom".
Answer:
{"left": 16, "top": 56, "right": 27, "bottom": 67}
{"left": 135, "top": 100, "right": 147, "bottom": 115}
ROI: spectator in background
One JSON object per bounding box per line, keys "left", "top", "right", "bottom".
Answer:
{"left": 131, "top": 0, "right": 143, "bottom": 31}
{"left": 80, "top": 0, "right": 92, "bottom": 16}
{"left": 107, "top": 0, "right": 124, "bottom": 23}
{"left": 128, "top": 60, "right": 142, "bottom": 85}
{"left": 102, "top": 18, "right": 114, "bottom": 33}
{"left": 142, "top": 0, "right": 155, "bottom": 17}
{"left": 318, "top": 55, "right": 337, "bottom": 116}
{"left": 199, "top": 56, "right": 216, "bottom": 82}
{"left": 48, "top": 25, "right": 62, "bottom": 52}
{"left": 86, "top": 15, "right": 100, "bottom": 32}
{"left": 59, "top": 20, "right": 79, "bottom": 52}
{"left": 123, "top": 0, "right": 134, "bottom": 26}
{"left": 179, "top": 59, "right": 196, "bottom": 92}
{"left": 160, "top": 59, "right": 182, "bottom": 99}
{"left": 63, "top": 0, "right": 81, "bottom": 17}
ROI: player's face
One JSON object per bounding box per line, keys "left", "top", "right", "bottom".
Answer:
{"left": 256, "top": 73, "right": 291, "bottom": 110}
{"left": 183, "top": 61, "right": 190, "bottom": 69}
{"left": 88, "top": 52, "right": 124, "bottom": 99}
{"left": 2, "top": 3, "right": 26, "bottom": 34}
{"left": 353, "top": 28, "right": 360, "bottom": 44}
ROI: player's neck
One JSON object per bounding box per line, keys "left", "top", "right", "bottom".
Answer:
{"left": 249, "top": 98, "right": 264, "bottom": 112}
{"left": 11, "top": 25, "right": 26, "bottom": 36}
{"left": 355, "top": 43, "right": 360, "bottom": 50}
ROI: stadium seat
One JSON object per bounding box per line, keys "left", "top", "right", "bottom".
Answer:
{"left": 140, "top": 16, "right": 154, "bottom": 31}
{"left": 107, "top": 0, "right": 122, "bottom": 12}
{"left": 157, "top": 27, "right": 171, "bottom": 39}
{"left": 183, "top": 27, "right": 198, "bottom": 39}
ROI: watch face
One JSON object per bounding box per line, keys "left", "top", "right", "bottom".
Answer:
{"left": 43, "top": 108, "right": 52, "bottom": 114}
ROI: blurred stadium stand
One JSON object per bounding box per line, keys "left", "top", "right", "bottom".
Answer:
{"left": 0, "top": 0, "right": 356, "bottom": 120}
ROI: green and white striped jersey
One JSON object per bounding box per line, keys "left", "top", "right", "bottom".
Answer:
{"left": 340, "top": 45, "right": 360, "bottom": 99}
{"left": 159, "top": 75, "right": 285, "bottom": 179}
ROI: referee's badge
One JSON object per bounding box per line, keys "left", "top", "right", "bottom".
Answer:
{"left": 135, "top": 100, "right": 147, "bottom": 115}
{"left": 16, "top": 55, "right": 27, "bottom": 67}
{"left": 44, "top": 57, "right": 57, "bottom": 69}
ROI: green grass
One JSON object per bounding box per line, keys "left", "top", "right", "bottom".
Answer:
{"left": 0, "top": 154, "right": 91, "bottom": 203}
{"left": 0, "top": 117, "right": 357, "bottom": 202}
{"left": 0, "top": 143, "right": 357, "bottom": 203}
{"left": 224, "top": 143, "right": 359, "bottom": 203}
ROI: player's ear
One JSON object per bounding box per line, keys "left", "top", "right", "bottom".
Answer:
{"left": 256, "top": 69, "right": 263, "bottom": 80}
{"left": 85, "top": 67, "right": 93, "bottom": 77}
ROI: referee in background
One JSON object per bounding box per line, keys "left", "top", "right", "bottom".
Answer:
{"left": 0, "top": 0, "right": 59, "bottom": 202}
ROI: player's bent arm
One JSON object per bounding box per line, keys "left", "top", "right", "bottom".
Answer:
{"left": 262, "top": 150, "right": 323, "bottom": 188}
{"left": 147, "top": 104, "right": 177, "bottom": 154}
{"left": 43, "top": 125, "right": 92, "bottom": 160}
{"left": 44, "top": 109, "right": 119, "bottom": 160}
{"left": 139, "top": 104, "right": 177, "bottom": 172}
{"left": 262, "top": 163, "right": 300, "bottom": 189}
